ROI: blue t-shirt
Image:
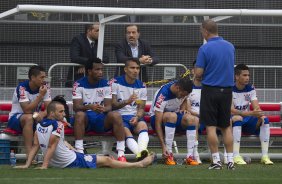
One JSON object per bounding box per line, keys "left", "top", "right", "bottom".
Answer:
{"left": 196, "top": 37, "right": 235, "bottom": 87}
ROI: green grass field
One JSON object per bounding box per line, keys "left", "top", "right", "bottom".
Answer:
{"left": 1, "top": 161, "right": 282, "bottom": 184}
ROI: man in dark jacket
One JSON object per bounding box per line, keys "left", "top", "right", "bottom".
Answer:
{"left": 66, "top": 23, "right": 109, "bottom": 87}
{"left": 115, "top": 25, "right": 159, "bottom": 82}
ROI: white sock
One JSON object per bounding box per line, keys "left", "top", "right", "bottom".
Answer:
{"left": 260, "top": 123, "right": 270, "bottom": 156}
{"left": 138, "top": 131, "right": 149, "bottom": 152}
{"left": 116, "top": 141, "right": 125, "bottom": 157}
{"left": 223, "top": 146, "right": 227, "bottom": 162}
{"left": 227, "top": 152, "right": 234, "bottom": 163}
{"left": 233, "top": 125, "right": 242, "bottom": 157}
{"left": 212, "top": 152, "right": 221, "bottom": 163}
{"left": 186, "top": 129, "right": 196, "bottom": 158}
{"left": 165, "top": 123, "right": 176, "bottom": 153}
{"left": 75, "top": 140, "right": 84, "bottom": 152}
{"left": 126, "top": 137, "right": 138, "bottom": 155}
{"left": 193, "top": 140, "right": 199, "bottom": 156}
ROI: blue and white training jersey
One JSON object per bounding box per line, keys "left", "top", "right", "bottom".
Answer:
{"left": 9, "top": 80, "right": 51, "bottom": 119}
{"left": 111, "top": 75, "right": 147, "bottom": 116}
{"left": 149, "top": 81, "right": 187, "bottom": 116}
{"left": 232, "top": 84, "right": 258, "bottom": 111}
{"left": 72, "top": 77, "right": 112, "bottom": 106}
{"left": 188, "top": 85, "right": 202, "bottom": 115}
{"left": 36, "top": 119, "right": 76, "bottom": 168}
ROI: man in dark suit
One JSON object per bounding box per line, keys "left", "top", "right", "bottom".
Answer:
{"left": 66, "top": 23, "right": 109, "bottom": 87}
{"left": 115, "top": 25, "right": 159, "bottom": 82}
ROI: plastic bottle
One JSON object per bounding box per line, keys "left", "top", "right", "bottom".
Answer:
{"left": 10, "top": 149, "right": 17, "bottom": 167}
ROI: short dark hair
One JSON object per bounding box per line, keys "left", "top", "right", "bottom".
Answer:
{"left": 28, "top": 65, "right": 45, "bottom": 80}
{"left": 84, "top": 23, "right": 99, "bottom": 34}
{"left": 125, "top": 58, "right": 140, "bottom": 67}
{"left": 175, "top": 77, "right": 193, "bottom": 93}
{"left": 85, "top": 57, "right": 103, "bottom": 73}
{"left": 202, "top": 19, "right": 218, "bottom": 35}
{"left": 235, "top": 64, "right": 249, "bottom": 76}
{"left": 52, "top": 95, "right": 69, "bottom": 122}
{"left": 47, "top": 101, "right": 62, "bottom": 116}
{"left": 125, "top": 24, "right": 140, "bottom": 33}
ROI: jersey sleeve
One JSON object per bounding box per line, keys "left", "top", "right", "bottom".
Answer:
{"left": 104, "top": 86, "right": 112, "bottom": 99}
{"left": 18, "top": 85, "right": 30, "bottom": 103}
{"left": 195, "top": 47, "right": 206, "bottom": 68}
{"left": 250, "top": 88, "right": 258, "bottom": 101}
{"left": 51, "top": 121, "right": 64, "bottom": 137}
{"left": 72, "top": 82, "right": 82, "bottom": 100}
{"left": 43, "top": 85, "right": 52, "bottom": 102}
{"left": 153, "top": 93, "right": 167, "bottom": 112}
{"left": 140, "top": 87, "right": 147, "bottom": 101}
{"left": 111, "top": 82, "right": 118, "bottom": 95}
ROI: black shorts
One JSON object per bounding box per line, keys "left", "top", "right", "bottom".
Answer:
{"left": 200, "top": 85, "right": 232, "bottom": 128}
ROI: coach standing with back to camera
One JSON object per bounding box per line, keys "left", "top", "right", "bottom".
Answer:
{"left": 194, "top": 19, "right": 235, "bottom": 170}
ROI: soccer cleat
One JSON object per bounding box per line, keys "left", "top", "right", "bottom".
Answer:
{"left": 234, "top": 155, "right": 247, "bottom": 165}
{"left": 208, "top": 161, "right": 223, "bottom": 170}
{"left": 227, "top": 162, "right": 236, "bottom": 170}
{"left": 165, "top": 153, "right": 176, "bottom": 165}
{"left": 193, "top": 152, "right": 202, "bottom": 164}
{"left": 185, "top": 156, "right": 199, "bottom": 166}
{"left": 261, "top": 155, "right": 274, "bottom": 165}
{"left": 117, "top": 155, "right": 127, "bottom": 162}
{"left": 136, "top": 149, "right": 149, "bottom": 161}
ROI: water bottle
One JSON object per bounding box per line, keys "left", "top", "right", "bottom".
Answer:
{"left": 10, "top": 149, "right": 17, "bottom": 167}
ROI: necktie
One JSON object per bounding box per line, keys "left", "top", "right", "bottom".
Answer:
{"left": 91, "top": 42, "right": 95, "bottom": 49}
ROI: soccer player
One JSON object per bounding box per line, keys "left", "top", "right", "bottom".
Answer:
{"left": 149, "top": 77, "right": 199, "bottom": 165}
{"left": 231, "top": 64, "right": 273, "bottom": 165}
{"left": 14, "top": 101, "right": 155, "bottom": 169}
{"left": 72, "top": 58, "right": 127, "bottom": 162}
{"left": 111, "top": 58, "right": 149, "bottom": 161}
{"left": 8, "top": 65, "right": 51, "bottom": 157}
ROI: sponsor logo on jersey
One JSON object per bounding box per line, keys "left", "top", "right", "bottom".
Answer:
{"left": 156, "top": 94, "right": 165, "bottom": 108}
{"left": 72, "top": 82, "right": 79, "bottom": 96}
{"left": 97, "top": 89, "right": 104, "bottom": 97}
{"left": 19, "top": 86, "right": 26, "bottom": 100}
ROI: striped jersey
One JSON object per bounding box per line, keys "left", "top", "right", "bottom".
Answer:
{"left": 9, "top": 80, "right": 51, "bottom": 118}
{"left": 149, "top": 81, "right": 186, "bottom": 116}
{"left": 111, "top": 75, "right": 147, "bottom": 115}
{"left": 232, "top": 84, "right": 257, "bottom": 111}
{"left": 72, "top": 77, "right": 112, "bottom": 106}
{"left": 36, "top": 119, "right": 76, "bottom": 168}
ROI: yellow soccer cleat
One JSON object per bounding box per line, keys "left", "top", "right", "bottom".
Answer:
{"left": 261, "top": 155, "right": 274, "bottom": 165}
{"left": 185, "top": 156, "right": 199, "bottom": 166}
{"left": 234, "top": 155, "right": 247, "bottom": 165}
{"left": 165, "top": 153, "right": 176, "bottom": 165}
{"left": 136, "top": 149, "right": 149, "bottom": 161}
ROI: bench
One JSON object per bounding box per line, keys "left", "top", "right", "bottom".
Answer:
{"left": 1, "top": 102, "right": 282, "bottom": 135}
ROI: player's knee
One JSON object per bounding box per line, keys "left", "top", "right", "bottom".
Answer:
{"left": 137, "top": 121, "right": 148, "bottom": 130}
{"left": 21, "top": 115, "right": 34, "bottom": 127}
{"left": 232, "top": 115, "right": 243, "bottom": 123}
{"left": 164, "top": 112, "right": 177, "bottom": 122}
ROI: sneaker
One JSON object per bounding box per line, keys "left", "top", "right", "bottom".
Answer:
{"left": 136, "top": 149, "right": 149, "bottom": 161}
{"left": 227, "top": 162, "right": 235, "bottom": 170}
{"left": 234, "top": 155, "right": 247, "bottom": 165}
{"left": 193, "top": 152, "right": 202, "bottom": 164}
{"left": 185, "top": 156, "right": 199, "bottom": 166}
{"left": 117, "top": 155, "right": 127, "bottom": 162}
{"left": 165, "top": 153, "right": 176, "bottom": 165}
{"left": 208, "top": 161, "right": 223, "bottom": 170}
{"left": 261, "top": 155, "right": 274, "bottom": 165}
